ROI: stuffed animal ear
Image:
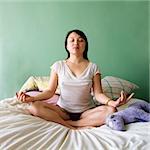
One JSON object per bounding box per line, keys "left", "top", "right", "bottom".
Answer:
{"left": 106, "top": 114, "right": 126, "bottom": 131}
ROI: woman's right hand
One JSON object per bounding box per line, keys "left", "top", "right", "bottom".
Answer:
{"left": 16, "top": 92, "right": 34, "bottom": 103}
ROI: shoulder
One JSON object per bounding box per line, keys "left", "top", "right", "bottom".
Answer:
{"left": 90, "top": 62, "right": 101, "bottom": 75}
{"left": 50, "top": 60, "right": 64, "bottom": 73}
{"left": 51, "top": 60, "right": 65, "bottom": 66}
{"left": 90, "top": 62, "right": 100, "bottom": 70}
{"left": 90, "top": 62, "right": 98, "bottom": 67}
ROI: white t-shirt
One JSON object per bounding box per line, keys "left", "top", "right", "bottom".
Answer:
{"left": 51, "top": 60, "right": 100, "bottom": 113}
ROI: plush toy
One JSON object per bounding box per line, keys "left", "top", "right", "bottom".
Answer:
{"left": 106, "top": 101, "right": 150, "bottom": 131}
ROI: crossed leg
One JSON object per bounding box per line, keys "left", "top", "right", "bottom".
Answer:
{"left": 28, "top": 101, "right": 74, "bottom": 129}
{"left": 66, "top": 106, "right": 116, "bottom": 127}
{"left": 27, "top": 101, "right": 116, "bottom": 129}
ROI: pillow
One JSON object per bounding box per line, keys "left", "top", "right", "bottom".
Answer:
{"left": 101, "top": 76, "right": 139, "bottom": 100}
{"left": 19, "top": 76, "right": 60, "bottom": 94}
{"left": 26, "top": 91, "right": 59, "bottom": 105}
{"left": 33, "top": 76, "right": 50, "bottom": 91}
{"left": 19, "top": 76, "right": 38, "bottom": 93}
{"left": 33, "top": 76, "right": 60, "bottom": 94}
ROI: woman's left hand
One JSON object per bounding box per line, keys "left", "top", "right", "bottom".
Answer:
{"left": 110, "top": 91, "right": 134, "bottom": 107}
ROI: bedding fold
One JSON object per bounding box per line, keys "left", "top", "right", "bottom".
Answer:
{"left": 0, "top": 97, "right": 149, "bottom": 150}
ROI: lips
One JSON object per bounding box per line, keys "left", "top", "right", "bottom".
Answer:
{"left": 73, "top": 46, "right": 79, "bottom": 49}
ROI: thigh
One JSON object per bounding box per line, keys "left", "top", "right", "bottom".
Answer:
{"left": 43, "top": 102, "right": 70, "bottom": 120}
{"left": 81, "top": 105, "right": 116, "bottom": 119}
{"left": 30, "top": 101, "right": 70, "bottom": 120}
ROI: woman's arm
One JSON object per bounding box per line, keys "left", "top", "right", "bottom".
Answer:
{"left": 33, "top": 70, "right": 58, "bottom": 101}
{"left": 92, "top": 73, "right": 112, "bottom": 105}
{"left": 17, "top": 70, "right": 58, "bottom": 103}
{"left": 93, "top": 74, "right": 132, "bottom": 107}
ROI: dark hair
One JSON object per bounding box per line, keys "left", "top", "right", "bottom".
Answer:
{"left": 65, "top": 29, "right": 89, "bottom": 60}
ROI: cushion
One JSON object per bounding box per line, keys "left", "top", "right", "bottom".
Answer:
{"left": 19, "top": 76, "right": 60, "bottom": 94}
{"left": 26, "top": 91, "right": 59, "bottom": 105}
{"left": 34, "top": 76, "right": 60, "bottom": 94}
{"left": 101, "top": 76, "right": 139, "bottom": 100}
{"left": 33, "top": 76, "right": 50, "bottom": 91}
{"left": 19, "top": 76, "right": 38, "bottom": 93}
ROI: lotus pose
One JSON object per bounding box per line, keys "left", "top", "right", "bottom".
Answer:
{"left": 17, "top": 29, "right": 132, "bottom": 129}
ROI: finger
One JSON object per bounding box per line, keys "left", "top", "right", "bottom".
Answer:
{"left": 116, "top": 97, "right": 122, "bottom": 106}
{"left": 123, "top": 92, "right": 127, "bottom": 100}
{"left": 120, "top": 91, "right": 124, "bottom": 101}
{"left": 118, "top": 91, "right": 125, "bottom": 105}
{"left": 121, "top": 92, "right": 126, "bottom": 103}
{"left": 24, "top": 94, "right": 31, "bottom": 102}
{"left": 18, "top": 92, "right": 24, "bottom": 100}
{"left": 18, "top": 92, "right": 23, "bottom": 96}
{"left": 26, "top": 97, "right": 31, "bottom": 102}
{"left": 116, "top": 98, "right": 121, "bottom": 104}
{"left": 126, "top": 93, "right": 134, "bottom": 102}
{"left": 20, "top": 93, "right": 25, "bottom": 101}
{"left": 122, "top": 91, "right": 127, "bottom": 102}
{"left": 16, "top": 92, "right": 18, "bottom": 98}
{"left": 24, "top": 93, "right": 29, "bottom": 97}
{"left": 17, "top": 92, "right": 21, "bottom": 99}
{"left": 22, "top": 95, "right": 26, "bottom": 102}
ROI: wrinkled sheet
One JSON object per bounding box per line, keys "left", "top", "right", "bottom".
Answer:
{"left": 0, "top": 97, "right": 150, "bottom": 150}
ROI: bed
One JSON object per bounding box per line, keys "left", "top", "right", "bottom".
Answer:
{"left": 0, "top": 76, "right": 149, "bottom": 150}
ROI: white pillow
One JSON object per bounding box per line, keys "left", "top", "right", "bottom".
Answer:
{"left": 19, "top": 76, "right": 38, "bottom": 93}
{"left": 19, "top": 76, "right": 60, "bottom": 94}
{"left": 101, "top": 76, "right": 139, "bottom": 100}
{"left": 33, "top": 76, "right": 50, "bottom": 91}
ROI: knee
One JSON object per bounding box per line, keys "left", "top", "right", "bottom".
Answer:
{"left": 28, "top": 101, "right": 44, "bottom": 116}
{"left": 107, "top": 106, "right": 117, "bottom": 114}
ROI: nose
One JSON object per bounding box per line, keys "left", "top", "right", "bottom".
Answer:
{"left": 74, "top": 40, "right": 78, "bottom": 44}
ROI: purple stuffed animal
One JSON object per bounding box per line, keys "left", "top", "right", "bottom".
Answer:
{"left": 106, "top": 101, "right": 150, "bottom": 131}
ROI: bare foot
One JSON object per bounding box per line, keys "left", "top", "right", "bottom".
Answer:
{"left": 67, "top": 126, "right": 76, "bottom": 130}
{"left": 66, "top": 120, "right": 78, "bottom": 126}
{"left": 66, "top": 120, "right": 94, "bottom": 130}
{"left": 77, "top": 126, "right": 94, "bottom": 130}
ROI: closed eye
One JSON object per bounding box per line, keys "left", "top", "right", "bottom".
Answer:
{"left": 78, "top": 38, "right": 84, "bottom": 42}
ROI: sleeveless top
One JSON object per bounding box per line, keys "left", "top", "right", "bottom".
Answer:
{"left": 51, "top": 60, "right": 100, "bottom": 113}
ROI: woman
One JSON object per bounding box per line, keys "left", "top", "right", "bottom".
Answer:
{"left": 17, "top": 29, "right": 132, "bottom": 129}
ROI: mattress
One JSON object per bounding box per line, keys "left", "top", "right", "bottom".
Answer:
{"left": 0, "top": 97, "right": 149, "bottom": 150}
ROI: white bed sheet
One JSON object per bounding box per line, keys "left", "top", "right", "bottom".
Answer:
{"left": 0, "top": 97, "right": 150, "bottom": 150}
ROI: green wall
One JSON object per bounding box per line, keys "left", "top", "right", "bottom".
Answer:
{"left": 0, "top": 1, "right": 149, "bottom": 100}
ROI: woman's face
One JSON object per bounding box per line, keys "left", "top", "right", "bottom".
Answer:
{"left": 66, "top": 32, "right": 86, "bottom": 56}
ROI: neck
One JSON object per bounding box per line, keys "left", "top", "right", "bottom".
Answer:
{"left": 67, "top": 56, "right": 85, "bottom": 64}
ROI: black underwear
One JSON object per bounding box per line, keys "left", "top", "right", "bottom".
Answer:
{"left": 68, "top": 112, "right": 82, "bottom": 121}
